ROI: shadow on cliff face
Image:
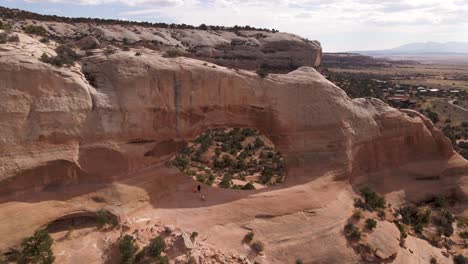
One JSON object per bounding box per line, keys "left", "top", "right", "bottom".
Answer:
{"left": 0, "top": 103, "right": 466, "bottom": 212}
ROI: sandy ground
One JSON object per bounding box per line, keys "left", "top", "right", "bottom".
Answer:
{"left": 0, "top": 161, "right": 362, "bottom": 263}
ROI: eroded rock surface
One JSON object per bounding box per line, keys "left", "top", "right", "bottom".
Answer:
{"left": 0, "top": 17, "right": 467, "bottom": 264}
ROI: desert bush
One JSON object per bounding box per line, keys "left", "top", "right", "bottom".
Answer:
{"left": 454, "top": 254, "right": 467, "bottom": 264}
{"left": 190, "top": 232, "right": 198, "bottom": 242}
{"left": 344, "top": 223, "right": 361, "bottom": 241}
{"left": 377, "top": 210, "right": 386, "bottom": 220}
{"left": 254, "top": 137, "right": 264, "bottom": 149}
{"left": 7, "top": 34, "right": 19, "bottom": 42}
{"left": 365, "top": 218, "right": 377, "bottom": 230}
{"left": 18, "top": 229, "right": 55, "bottom": 264}
{"left": 186, "top": 255, "right": 196, "bottom": 264}
{"left": 0, "top": 32, "right": 7, "bottom": 44}
{"left": 0, "top": 21, "right": 13, "bottom": 32}
{"left": 119, "top": 235, "right": 138, "bottom": 264}
{"left": 24, "top": 25, "right": 48, "bottom": 36}
{"left": 395, "top": 221, "right": 408, "bottom": 239}
{"left": 163, "top": 48, "right": 185, "bottom": 58}
{"left": 259, "top": 167, "right": 274, "bottom": 184}
{"left": 243, "top": 232, "right": 254, "bottom": 243}
{"left": 430, "top": 257, "right": 437, "bottom": 264}
{"left": 426, "top": 109, "right": 439, "bottom": 124}
{"left": 195, "top": 174, "right": 206, "bottom": 183}
{"left": 399, "top": 205, "right": 431, "bottom": 233}
{"left": 256, "top": 68, "right": 268, "bottom": 78}
{"left": 172, "top": 155, "right": 189, "bottom": 170}
{"left": 460, "top": 231, "right": 468, "bottom": 239}
{"left": 359, "top": 187, "right": 386, "bottom": 211}
{"left": 352, "top": 209, "right": 363, "bottom": 220}
{"left": 296, "top": 259, "right": 303, "bottom": 264}
{"left": 219, "top": 173, "right": 232, "bottom": 189}
{"left": 251, "top": 241, "right": 265, "bottom": 254}
{"left": 40, "top": 44, "right": 79, "bottom": 67}
{"left": 156, "top": 255, "right": 169, "bottom": 264}
{"left": 433, "top": 210, "right": 454, "bottom": 237}
{"left": 96, "top": 209, "right": 118, "bottom": 228}
{"left": 242, "top": 182, "right": 256, "bottom": 190}
{"left": 135, "top": 52, "right": 142, "bottom": 56}
{"left": 148, "top": 236, "right": 166, "bottom": 257}
{"left": 206, "top": 173, "right": 215, "bottom": 186}
{"left": 104, "top": 46, "right": 116, "bottom": 55}
{"left": 434, "top": 195, "right": 448, "bottom": 208}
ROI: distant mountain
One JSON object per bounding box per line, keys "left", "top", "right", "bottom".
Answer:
{"left": 353, "top": 42, "right": 468, "bottom": 56}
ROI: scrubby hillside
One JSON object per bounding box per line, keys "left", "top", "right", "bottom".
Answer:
{"left": 0, "top": 6, "right": 322, "bottom": 72}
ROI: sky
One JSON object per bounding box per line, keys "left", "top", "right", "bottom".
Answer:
{"left": 1, "top": 0, "right": 468, "bottom": 52}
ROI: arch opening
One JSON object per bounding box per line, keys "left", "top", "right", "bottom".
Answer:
{"left": 171, "top": 128, "right": 286, "bottom": 190}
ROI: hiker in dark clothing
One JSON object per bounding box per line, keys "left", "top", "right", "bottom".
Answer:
{"left": 197, "top": 184, "right": 201, "bottom": 192}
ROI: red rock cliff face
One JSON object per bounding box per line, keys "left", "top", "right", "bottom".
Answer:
{"left": 0, "top": 50, "right": 459, "bottom": 197}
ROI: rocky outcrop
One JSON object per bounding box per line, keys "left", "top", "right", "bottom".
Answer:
{"left": 0, "top": 34, "right": 462, "bottom": 198}
{"left": 0, "top": 24, "right": 467, "bottom": 264}
{"left": 0, "top": 7, "right": 322, "bottom": 72}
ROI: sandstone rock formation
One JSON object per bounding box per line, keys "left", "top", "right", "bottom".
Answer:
{"left": 0, "top": 10, "right": 467, "bottom": 264}
{"left": 0, "top": 6, "right": 322, "bottom": 72}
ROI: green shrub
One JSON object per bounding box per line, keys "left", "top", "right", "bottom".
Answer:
{"left": 243, "top": 232, "right": 254, "bottom": 243}
{"left": 256, "top": 68, "right": 268, "bottom": 78}
{"left": 345, "top": 223, "right": 362, "bottom": 241}
{"left": 352, "top": 209, "right": 363, "bottom": 220}
{"left": 241, "top": 128, "right": 256, "bottom": 137}
{"left": 206, "top": 173, "right": 215, "bottom": 186}
{"left": 434, "top": 195, "right": 448, "bottom": 208}
{"left": 119, "top": 235, "right": 138, "bottom": 264}
{"left": 219, "top": 173, "right": 232, "bottom": 189}
{"left": 460, "top": 231, "right": 468, "bottom": 239}
{"left": 344, "top": 223, "right": 361, "bottom": 241}
{"left": 395, "top": 221, "right": 408, "bottom": 238}
{"left": 377, "top": 210, "right": 386, "bottom": 220}
{"left": 8, "top": 34, "right": 19, "bottom": 42}
{"left": 359, "top": 187, "right": 386, "bottom": 211}
{"left": 454, "top": 254, "right": 467, "bottom": 264}
{"left": 251, "top": 240, "right": 264, "bottom": 254}
{"left": 0, "top": 32, "right": 6, "bottom": 44}
{"left": 24, "top": 25, "right": 48, "bottom": 36}
{"left": 186, "top": 255, "right": 196, "bottom": 264}
{"left": 148, "top": 236, "right": 166, "bottom": 257}
{"left": 172, "top": 155, "right": 189, "bottom": 170}
{"left": 104, "top": 47, "right": 116, "bottom": 55}
{"left": 259, "top": 167, "right": 274, "bottom": 184}
{"left": 0, "top": 21, "right": 13, "bottom": 32}
{"left": 163, "top": 49, "right": 185, "bottom": 58}
{"left": 399, "top": 205, "right": 431, "bottom": 233}
{"left": 156, "top": 255, "right": 169, "bottom": 264}
{"left": 365, "top": 218, "right": 377, "bottom": 230}
{"left": 40, "top": 44, "right": 79, "bottom": 67}
{"left": 430, "top": 257, "right": 437, "bottom": 264}
{"left": 96, "top": 209, "right": 118, "bottom": 228}
{"left": 433, "top": 210, "right": 454, "bottom": 237}
{"left": 190, "top": 232, "right": 198, "bottom": 242}
{"left": 241, "top": 182, "right": 256, "bottom": 190}
{"left": 254, "top": 137, "right": 264, "bottom": 149}
{"left": 18, "top": 229, "right": 55, "bottom": 264}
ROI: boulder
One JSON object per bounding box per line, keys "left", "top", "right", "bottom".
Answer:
{"left": 75, "top": 35, "right": 100, "bottom": 50}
